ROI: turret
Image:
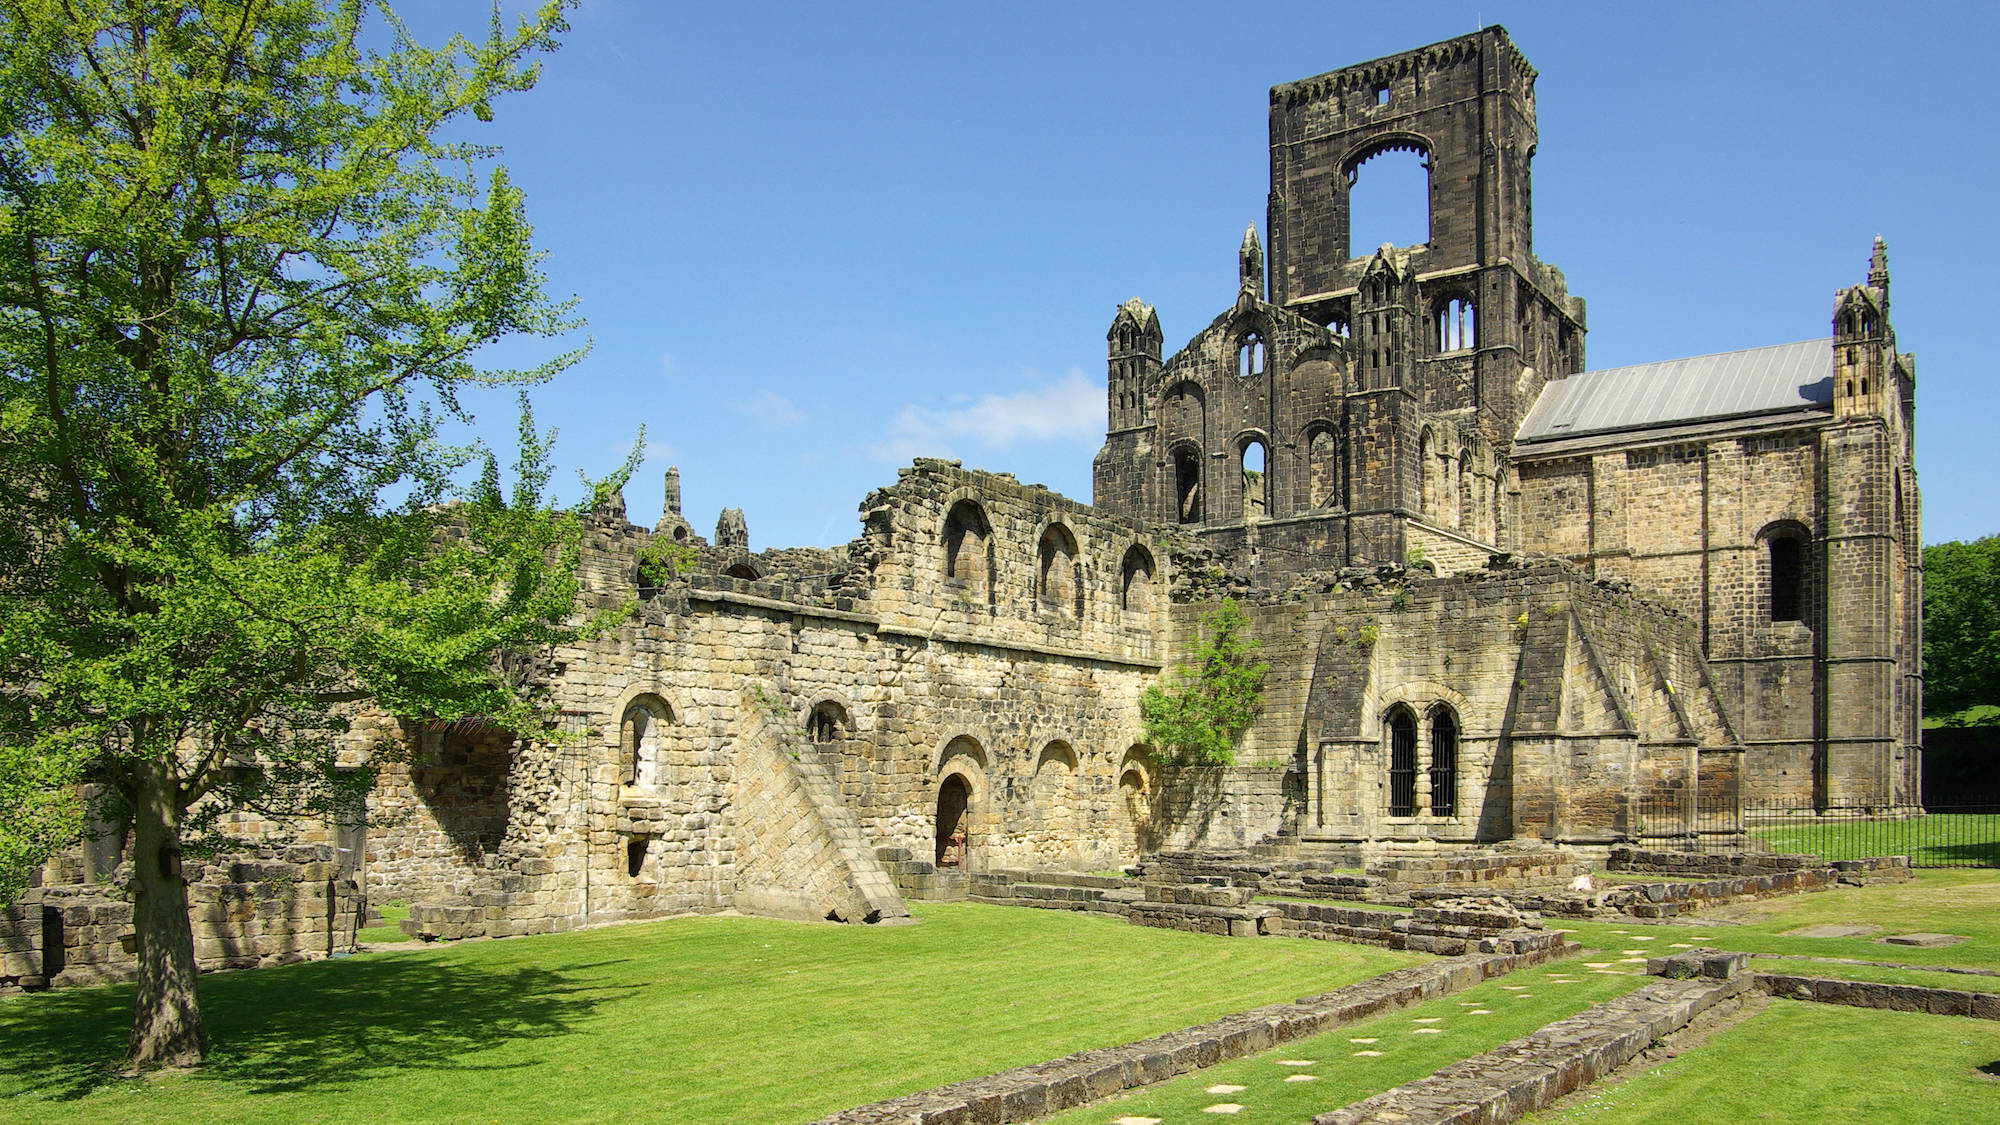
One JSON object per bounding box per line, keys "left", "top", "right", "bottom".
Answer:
{"left": 1832, "top": 240, "right": 1889, "bottom": 421}
{"left": 1106, "top": 298, "right": 1162, "bottom": 431}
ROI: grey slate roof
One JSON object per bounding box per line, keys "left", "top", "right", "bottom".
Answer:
{"left": 1516, "top": 339, "right": 1833, "bottom": 446}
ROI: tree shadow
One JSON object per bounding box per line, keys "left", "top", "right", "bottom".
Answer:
{"left": 0, "top": 950, "right": 631, "bottom": 1100}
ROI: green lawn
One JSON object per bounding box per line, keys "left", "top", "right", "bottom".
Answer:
{"left": 1526, "top": 1000, "right": 2000, "bottom": 1124}
{"left": 1749, "top": 812, "right": 2000, "bottom": 865}
{"left": 0, "top": 902, "right": 1419, "bottom": 1125}
{"left": 355, "top": 900, "right": 410, "bottom": 945}
{"left": 1045, "top": 954, "right": 1652, "bottom": 1124}
{"left": 1552, "top": 870, "right": 2000, "bottom": 982}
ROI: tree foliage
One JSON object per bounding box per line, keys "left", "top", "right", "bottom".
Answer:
{"left": 0, "top": 0, "right": 589, "bottom": 1068}
{"left": 1140, "top": 598, "right": 1268, "bottom": 766}
{"left": 1925, "top": 536, "right": 2000, "bottom": 721}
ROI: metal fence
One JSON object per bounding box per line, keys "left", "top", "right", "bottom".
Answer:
{"left": 1630, "top": 799, "right": 2000, "bottom": 868}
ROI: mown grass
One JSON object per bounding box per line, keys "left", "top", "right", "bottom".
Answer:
{"left": 1749, "top": 812, "right": 2000, "bottom": 865}
{"left": 0, "top": 902, "right": 1419, "bottom": 1125}
{"left": 1526, "top": 1000, "right": 2000, "bottom": 1124}
{"left": 354, "top": 900, "right": 410, "bottom": 945}
{"left": 1044, "top": 953, "right": 1653, "bottom": 1124}
{"left": 1552, "top": 870, "right": 2000, "bottom": 981}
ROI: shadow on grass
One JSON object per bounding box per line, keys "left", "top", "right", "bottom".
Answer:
{"left": 0, "top": 951, "right": 629, "bottom": 1101}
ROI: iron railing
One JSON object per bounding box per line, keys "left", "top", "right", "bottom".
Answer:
{"left": 1630, "top": 799, "right": 2000, "bottom": 868}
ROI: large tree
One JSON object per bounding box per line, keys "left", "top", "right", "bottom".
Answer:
{"left": 0, "top": 0, "right": 595, "bottom": 1069}
{"left": 1924, "top": 536, "right": 2000, "bottom": 721}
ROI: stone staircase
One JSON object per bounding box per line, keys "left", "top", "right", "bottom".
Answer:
{"left": 874, "top": 849, "right": 1144, "bottom": 916}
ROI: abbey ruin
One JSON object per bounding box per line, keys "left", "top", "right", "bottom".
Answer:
{"left": 5, "top": 26, "right": 1923, "bottom": 979}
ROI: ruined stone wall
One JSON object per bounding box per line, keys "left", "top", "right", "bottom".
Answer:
{"left": 368, "top": 461, "right": 1176, "bottom": 938}
{"left": 1514, "top": 414, "right": 1916, "bottom": 807}
{"left": 2, "top": 845, "right": 358, "bottom": 993}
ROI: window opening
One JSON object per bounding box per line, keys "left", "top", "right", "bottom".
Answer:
{"left": 1387, "top": 708, "right": 1417, "bottom": 816}
{"left": 1348, "top": 146, "right": 1430, "bottom": 255}
{"left": 1770, "top": 535, "right": 1804, "bottom": 622}
{"left": 1241, "top": 440, "right": 1268, "bottom": 521}
{"left": 1174, "top": 447, "right": 1203, "bottom": 523}
{"left": 1120, "top": 545, "right": 1155, "bottom": 612}
{"left": 936, "top": 775, "right": 971, "bottom": 867}
{"left": 1429, "top": 707, "right": 1458, "bottom": 817}
{"left": 1038, "top": 523, "right": 1081, "bottom": 617}
{"left": 1238, "top": 333, "right": 1267, "bottom": 377}
{"left": 944, "top": 500, "right": 993, "bottom": 607}
{"left": 1436, "top": 298, "right": 1476, "bottom": 352}
{"left": 807, "top": 701, "right": 849, "bottom": 744}
{"left": 626, "top": 838, "right": 649, "bottom": 878}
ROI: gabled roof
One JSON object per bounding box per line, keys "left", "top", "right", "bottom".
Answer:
{"left": 1515, "top": 339, "right": 1832, "bottom": 447}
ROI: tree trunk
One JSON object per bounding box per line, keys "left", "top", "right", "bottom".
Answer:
{"left": 125, "top": 762, "right": 206, "bottom": 1069}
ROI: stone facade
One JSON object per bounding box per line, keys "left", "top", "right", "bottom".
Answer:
{"left": 8, "top": 27, "right": 1925, "bottom": 962}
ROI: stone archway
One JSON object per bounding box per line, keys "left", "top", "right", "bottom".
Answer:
{"left": 936, "top": 774, "right": 972, "bottom": 867}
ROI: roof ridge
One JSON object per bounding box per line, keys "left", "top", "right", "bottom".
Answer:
{"left": 1579, "top": 338, "right": 1823, "bottom": 377}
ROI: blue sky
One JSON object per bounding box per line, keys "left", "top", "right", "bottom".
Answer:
{"left": 407, "top": 1, "right": 1999, "bottom": 549}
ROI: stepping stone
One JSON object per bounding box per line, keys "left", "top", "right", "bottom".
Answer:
{"left": 1670, "top": 943, "right": 1695, "bottom": 948}
{"left": 1590, "top": 969, "right": 1630, "bottom": 975}
{"left": 1785, "top": 924, "right": 1881, "bottom": 939}
{"left": 1618, "top": 957, "right": 1648, "bottom": 963}
{"left": 1414, "top": 1027, "right": 1443, "bottom": 1034}
{"left": 1630, "top": 935, "right": 1656, "bottom": 942}
{"left": 1284, "top": 1074, "right": 1319, "bottom": 1083}
{"left": 1353, "top": 1050, "right": 1383, "bottom": 1057}
{"left": 1207, "top": 1084, "right": 1247, "bottom": 1094}
{"left": 1350, "top": 1037, "right": 1378, "bottom": 1044}
{"left": 1114, "top": 1118, "right": 1162, "bottom": 1125}
{"left": 1278, "top": 1059, "right": 1316, "bottom": 1067}
{"left": 1501, "top": 984, "right": 1527, "bottom": 990}
{"left": 1468, "top": 1009, "right": 1493, "bottom": 1014}
{"left": 1203, "top": 1103, "right": 1245, "bottom": 1114}
{"left": 1412, "top": 1017, "right": 1443, "bottom": 1023}
{"left": 1883, "top": 933, "right": 1966, "bottom": 948}
{"left": 1513, "top": 993, "right": 1534, "bottom": 999}
{"left": 1622, "top": 949, "right": 1650, "bottom": 955}
{"left": 1584, "top": 962, "right": 1613, "bottom": 968}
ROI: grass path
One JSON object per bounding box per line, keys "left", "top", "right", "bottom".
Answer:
{"left": 1525, "top": 1000, "right": 2000, "bottom": 1124}
{"left": 1043, "top": 952, "right": 1652, "bottom": 1124}
{"left": 0, "top": 902, "right": 1418, "bottom": 1125}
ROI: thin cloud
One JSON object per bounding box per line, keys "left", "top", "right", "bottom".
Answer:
{"left": 872, "top": 369, "right": 1102, "bottom": 462}
{"left": 729, "top": 389, "right": 807, "bottom": 428}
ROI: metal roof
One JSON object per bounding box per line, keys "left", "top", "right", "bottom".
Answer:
{"left": 1516, "top": 339, "right": 1833, "bottom": 446}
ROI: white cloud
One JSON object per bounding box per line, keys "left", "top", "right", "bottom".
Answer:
{"left": 873, "top": 369, "right": 1102, "bottom": 462}
{"left": 729, "top": 388, "right": 807, "bottom": 428}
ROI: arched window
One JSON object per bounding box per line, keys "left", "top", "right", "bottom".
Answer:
{"left": 1386, "top": 707, "right": 1417, "bottom": 817}
{"left": 724, "top": 562, "right": 760, "bottom": 581}
{"left": 1347, "top": 144, "right": 1431, "bottom": 256}
{"left": 1436, "top": 297, "right": 1476, "bottom": 352}
{"left": 1120, "top": 544, "right": 1155, "bottom": 613}
{"left": 1038, "top": 523, "right": 1081, "bottom": 617}
{"left": 1770, "top": 533, "right": 1805, "bottom": 623}
{"left": 622, "top": 697, "right": 674, "bottom": 788}
{"left": 807, "top": 700, "right": 849, "bottom": 744}
{"left": 1241, "top": 439, "right": 1268, "bottom": 521}
{"left": 944, "top": 500, "right": 993, "bottom": 607}
{"left": 1428, "top": 705, "right": 1458, "bottom": 817}
{"left": 1455, "top": 451, "right": 1472, "bottom": 531}
{"left": 1173, "top": 446, "right": 1203, "bottom": 524}
{"left": 1238, "top": 332, "right": 1267, "bottom": 377}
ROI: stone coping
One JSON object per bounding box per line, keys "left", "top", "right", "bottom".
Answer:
{"left": 810, "top": 944, "right": 1576, "bottom": 1125}
{"left": 1753, "top": 972, "right": 2000, "bottom": 1020}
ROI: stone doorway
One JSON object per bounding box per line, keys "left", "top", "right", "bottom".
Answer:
{"left": 936, "top": 775, "right": 970, "bottom": 867}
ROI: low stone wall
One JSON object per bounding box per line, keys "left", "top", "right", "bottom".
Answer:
{"left": 1312, "top": 958, "right": 1752, "bottom": 1125}
{"left": 1608, "top": 846, "right": 1813, "bottom": 877}
{"left": 1369, "top": 849, "right": 1589, "bottom": 903}
{"left": 1753, "top": 972, "right": 2000, "bottom": 1020}
{"left": 1, "top": 844, "right": 359, "bottom": 992}
{"left": 1277, "top": 899, "right": 1563, "bottom": 957}
{"left": 811, "top": 945, "right": 1575, "bottom": 1125}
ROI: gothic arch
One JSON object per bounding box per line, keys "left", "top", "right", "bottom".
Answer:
{"left": 942, "top": 497, "right": 995, "bottom": 610}
{"left": 1036, "top": 520, "right": 1083, "bottom": 618}
{"left": 1120, "top": 543, "right": 1156, "bottom": 613}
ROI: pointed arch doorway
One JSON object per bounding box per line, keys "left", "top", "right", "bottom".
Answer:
{"left": 936, "top": 775, "right": 971, "bottom": 867}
